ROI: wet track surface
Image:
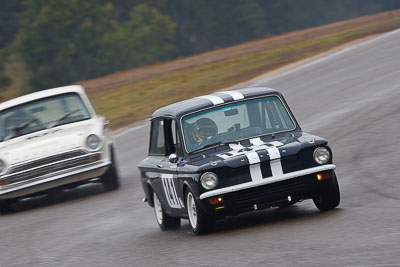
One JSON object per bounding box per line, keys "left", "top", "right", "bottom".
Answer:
{"left": 2, "top": 29, "right": 400, "bottom": 266}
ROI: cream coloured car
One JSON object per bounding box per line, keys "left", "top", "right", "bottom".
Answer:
{"left": 0, "top": 85, "right": 119, "bottom": 213}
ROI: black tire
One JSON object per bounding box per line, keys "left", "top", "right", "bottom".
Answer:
{"left": 47, "top": 188, "right": 63, "bottom": 203}
{"left": 153, "top": 192, "right": 181, "bottom": 231}
{"left": 0, "top": 199, "right": 13, "bottom": 215}
{"left": 185, "top": 189, "right": 215, "bottom": 235}
{"left": 101, "top": 148, "right": 120, "bottom": 191}
{"left": 313, "top": 173, "right": 340, "bottom": 211}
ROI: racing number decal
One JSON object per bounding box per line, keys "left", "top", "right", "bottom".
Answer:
{"left": 160, "top": 174, "right": 182, "bottom": 209}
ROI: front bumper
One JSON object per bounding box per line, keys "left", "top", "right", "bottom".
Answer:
{"left": 0, "top": 161, "right": 110, "bottom": 199}
{"left": 200, "top": 164, "right": 336, "bottom": 215}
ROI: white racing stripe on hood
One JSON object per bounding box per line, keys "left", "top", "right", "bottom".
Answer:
{"left": 216, "top": 138, "right": 284, "bottom": 180}
{"left": 196, "top": 95, "right": 224, "bottom": 105}
{"left": 269, "top": 141, "right": 284, "bottom": 147}
{"left": 269, "top": 155, "right": 283, "bottom": 176}
{"left": 245, "top": 151, "right": 260, "bottom": 164}
{"left": 217, "top": 143, "right": 244, "bottom": 159}
{"left": 249, "top": 137, "right": 264, "bottom": 146}
{"left": 249, "top": 137, "right": 283, "bottom": 148}
{"left": 229, "top": 143, "right": 244, "bottom": 151}
{"left": 246, "top": 151, "right": 263, "bottom": 182}
{"left": 250, "top": 138, "right": 283, "bottom": 177}
{"left": 221, "top": 91, "right": 244, "bottom": 100}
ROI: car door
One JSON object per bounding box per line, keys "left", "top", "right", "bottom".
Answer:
{"left": 151, "top": 118, "right": 184, "bottom": 213}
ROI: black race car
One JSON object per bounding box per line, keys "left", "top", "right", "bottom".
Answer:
{"left": 138, "top": 87, "right": 340, "bottom": 235}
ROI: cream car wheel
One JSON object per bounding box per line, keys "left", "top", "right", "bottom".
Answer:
{"left": 154, "top": 192, "right": 163, "bottom": 225}
{"left": 187, "top": 191, "right": 198, "bottom": 229}
{"left": 152, "top": 191, "right": 180, "bottom": 231}
{"left": 185, "top": 189, "right": 215, "bottom": 235}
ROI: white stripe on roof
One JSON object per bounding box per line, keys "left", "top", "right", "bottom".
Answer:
{"left": 196, "top": 95, "right": 224, "bottom": 105}
{"left": 221, "top": 91, "right": 244, "bottom": 100}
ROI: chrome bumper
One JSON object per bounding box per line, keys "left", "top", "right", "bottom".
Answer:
{"left": 200, "top": 164, "right": 336, "bottom": 199}
{"left": 0, "top": 160, "right": 111, "bottom": 199}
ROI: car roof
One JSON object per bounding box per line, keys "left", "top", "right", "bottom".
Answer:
{"left": 0, "top": 85, "right": 87, "bottom": 111}
{"left": 151, "top": 87, "right": 282, "bottom": 119}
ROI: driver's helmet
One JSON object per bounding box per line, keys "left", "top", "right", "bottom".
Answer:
{"left": 193, "top": 118, "right": 218, "bottom": 142}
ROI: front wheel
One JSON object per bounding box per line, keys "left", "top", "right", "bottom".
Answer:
{"left": 153, "top": 192, "right": 180, "bottom": 231}
{"left": 313, "top": 173, "right": 340, "bottom": 211}
{"left": 101, "top": 148, "right": 120, "bottom": 191}
{"left": 186, "top": 190, "right": 215, "bottom": 235}
{"left": 0, "top": 199, "right": 13, "bottom": 215}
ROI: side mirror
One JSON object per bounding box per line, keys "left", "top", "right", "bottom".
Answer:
{"left": 168, "top": 153, "right": 178, "bottom": 163}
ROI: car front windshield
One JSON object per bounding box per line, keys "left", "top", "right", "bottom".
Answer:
{"left": 182, "top": 96, "right": 296, "bottom": 153}
{"left": 0, "top": 93, "right": 91, "bottom": 142}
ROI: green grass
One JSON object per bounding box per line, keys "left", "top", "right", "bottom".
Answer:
{"left": 91, "top": 18, "right": 400, "bottom": 129}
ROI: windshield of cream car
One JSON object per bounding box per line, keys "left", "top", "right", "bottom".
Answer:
{"left": 182, "top": 96, "right": 296, "bottom": 153}
{"left": 0, "top": 93, "right": 91, "bottom": 141}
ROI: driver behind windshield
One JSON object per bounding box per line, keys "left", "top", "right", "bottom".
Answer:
{"left": 191, "top": 118, "right": 219, "bottom": 151}
{"left": 3, "top": 109, "right": 38, "bottom": 138}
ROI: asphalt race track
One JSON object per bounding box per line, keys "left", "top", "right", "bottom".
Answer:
{"left": 2, "top": 29, "right": 400, "bottom": 267}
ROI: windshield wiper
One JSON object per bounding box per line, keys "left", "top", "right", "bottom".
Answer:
{"left": 47, "top": 109, "right": 79, "bottom": 129}
{"left": 199, "top": 140, "right": 238, "bottom": 151}
{"left": 4, "top": 118, "right": 39, "bottom": 141}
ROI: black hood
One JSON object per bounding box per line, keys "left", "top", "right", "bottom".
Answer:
{"left": 187, "top": 132, "right": 328, "bottom": 170}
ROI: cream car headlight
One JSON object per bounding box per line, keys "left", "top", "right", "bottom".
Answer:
{"left": 0, "top": 159, "right": 6, "bottom": 175}
{"left": 86, "top": 134, "right": 101, "bottom": 150}
{"left": 200, "top": 172, "right": 218, "bottom": 190}
{"left": 313, "top": 147, "right": 330, "bottom": 165}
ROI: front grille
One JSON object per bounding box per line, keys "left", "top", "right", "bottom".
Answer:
{"left": 9, "top": 149, "right": 87, "bottom": 175}
{"left": 4, "top": 149, "right": 101, "bottom": 185}
{"left": 230, "top": 175, "right": 316, "bottom": 205}
{"left": 217, "top": 166, "right": 252, "bottom": 188}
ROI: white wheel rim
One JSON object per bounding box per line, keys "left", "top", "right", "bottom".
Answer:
{"left": 154, "top": 192, "right": 163, "bottom": 225}
{"left": 187, "top": 192, "right": 197, "bottom": 229}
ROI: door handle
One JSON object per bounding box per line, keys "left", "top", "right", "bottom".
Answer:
{"left": 157, "top": 164, "right": 163, "bottom": 168}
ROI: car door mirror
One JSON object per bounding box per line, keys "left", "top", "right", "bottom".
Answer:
{"left": 168, "top": 153, "right": 178, "bottom": 163}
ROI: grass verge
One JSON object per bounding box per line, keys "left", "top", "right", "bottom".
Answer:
{"left": 90, "top": 15, "right": 400, "bottom": 129}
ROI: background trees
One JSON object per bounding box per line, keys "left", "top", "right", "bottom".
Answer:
{"left": 14, "top": 0, "right": 176, "bottom": 89}
{"left": 114, "top": 4, "right": 176, "bottom": 70}
{"left": 17, "top": 0, "right": 119, "bottom": 89}
{"left": 0, "top": 0, "right": 399, "bottom": 91}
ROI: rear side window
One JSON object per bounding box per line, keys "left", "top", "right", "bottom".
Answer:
{"left": 149, "top": 119, "right": 165, "bottom": 155}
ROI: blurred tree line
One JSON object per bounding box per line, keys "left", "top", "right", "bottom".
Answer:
{"left": 0, "top": 0, "right": 399, "bottom": 90}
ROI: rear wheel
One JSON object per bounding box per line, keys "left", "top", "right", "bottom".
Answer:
{"left": 153, "top": 192, "right": 180, "bottom": 231}
{"left": 186, "top": 190, "right": 215, "bottom": 235}
{"left": 101, "top": 148, "right": 120, "bottom": 191}
{"left": 313, "top": 173, "right": 340, "bottom": 211}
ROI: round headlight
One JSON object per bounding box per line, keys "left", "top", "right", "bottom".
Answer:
{"left": 200, "top": 172, "right": 218, "bottom": 190}
{"left": 313, "top": 147, "right": 330, "bottom": 165}
{"left": 86, "top": 134, "right": 100, "bottom": 150}
{"left": 0, "top": 159, "right": 6, "bottom": 175}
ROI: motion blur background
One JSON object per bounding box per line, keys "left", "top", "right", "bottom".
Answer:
{"left": 1, "top": 0, "right": 400, "bottom": 95}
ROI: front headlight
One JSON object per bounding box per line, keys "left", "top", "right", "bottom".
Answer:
{"left": 0, "top": 159, "right": 6, "bottom": 175}
{"left": 86, "top": 134, "right": 101, "bottom": 150}
{"left": 200, "top": 172, "right": 218, "bottom": 190}
{"left": 313, "top": 147, "right": 330, "bottom": 165}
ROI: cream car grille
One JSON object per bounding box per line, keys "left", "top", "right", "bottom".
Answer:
{"left": 4, "top": 149, "right": 101, "bottom": 185}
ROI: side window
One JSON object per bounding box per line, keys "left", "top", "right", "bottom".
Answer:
{"left": 172, "top": 120, "right": 183, "bottom": 157}
{"left": 158, "top": 119, "right": 184, "bottom": 157}
{"left": 149, "top": 119, "right": 166, "bottom": 155}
